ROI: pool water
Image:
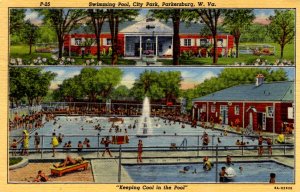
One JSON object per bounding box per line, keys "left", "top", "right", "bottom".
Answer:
{"left": 26, "top": 116, "right": 257, "bottom": 149}
{"left": 124, "top": 162, "right": 294, "bottom": 183}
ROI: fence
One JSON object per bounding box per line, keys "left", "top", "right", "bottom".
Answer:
{"left": 9, "top": 105, "right": 42, "bottom": 120}
{"left": 9, "top": 134, "right": 293, "bottom": 158}
{"left": 9, "top": 141, "right": 294, "bottom": 183}
{"left": 41, "top": 102, "right": 181, "bottom": 116}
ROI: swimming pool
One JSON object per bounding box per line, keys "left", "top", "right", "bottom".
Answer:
{"left": 123, "top": 161, "right": 294, "bottom": 183}
{"left": 19, "top": 116, "right": 258, "bottom": 149}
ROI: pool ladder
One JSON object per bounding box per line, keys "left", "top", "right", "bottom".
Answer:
{"left": 179, "top": 138, "right": 188, "bottom": 150}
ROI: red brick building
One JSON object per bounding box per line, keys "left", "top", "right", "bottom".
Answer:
{"left": 192, "top": 75, "right": 294, "bottom": 134}
{"left": 63, "top": 19, "right": 234, "bottom": 58}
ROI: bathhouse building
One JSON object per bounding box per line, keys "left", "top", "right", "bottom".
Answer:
{"left": 192, "top": 75, "right": 294, "bottom": 134}
{"left": 63, "top": 18, "right": 234, "bottom": 58}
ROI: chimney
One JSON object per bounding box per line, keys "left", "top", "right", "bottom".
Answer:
{"left": 256, "top": 74, "right": 264, "bottom": 86}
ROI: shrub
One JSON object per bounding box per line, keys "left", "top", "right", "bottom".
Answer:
{"left": 9, "top": 157, "right": 22, "bottom": 166}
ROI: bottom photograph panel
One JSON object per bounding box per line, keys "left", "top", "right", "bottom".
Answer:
{"left": 8, "top": 66, "right": 295, "bottom": 183}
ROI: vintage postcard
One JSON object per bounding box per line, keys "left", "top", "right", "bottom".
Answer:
{"left": 0, "top": 0, "right": 299, "bottom": 192}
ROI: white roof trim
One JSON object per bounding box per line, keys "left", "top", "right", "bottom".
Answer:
{"left": 120, "top": 19, "right": 173, "bottom": 34}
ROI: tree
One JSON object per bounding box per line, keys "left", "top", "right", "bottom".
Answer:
{"left": 56, "top": 68, "right": 123, "bottom": 102}
{"left": 87, "top": 9, "right": 107, "bottom": 61}
{"left": 150, "top": 9, "right": 186, "bottom": 65}
{"left": 159, "top": 71, "right": 182, "bottom": 102}
{"left": 10, "top": 9, "right": 26, "bottom": 35}
{"left": 223, "top": 9, "right": 255, "bottom": 58}
{"left": 37, "top": 20, "right": 58, "bottom": 43}
{"left": 111, "top": 85, "right": 130, "bottom": 100}
{"left": 54, "top": 76, "right": 83, "bottom": 102}
{"left": 37, "top": 9, "right": 86, "bottom": 58}
{"left": 95, "top": 68, "right": 123, "bottom": 99}
{"left": 9, "top": 68, "right": 56, "bottom": 106}
{"left": 268, "top": 10, "right": 295, "bottom": 58}
{"left": 107, "top": 9, "right": 139, "bottom": 65}
{"left": 193, "top": 9, "right": 223, "bottom": 64}
{"left": 23, "top": 20, "right": 40, "bottom": 54}
{"left": 9, "top": 68, "right": 27, "bottom": 107}
{"left": 78, "top": 68, "right": 99, "bottom": 102}
{"left": 240, "top": 24, "right": 270, "bottom": 43}
{"left": 131, "top": 70, "right": 182, "bottom": 102}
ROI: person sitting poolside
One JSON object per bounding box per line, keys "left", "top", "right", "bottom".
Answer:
{"left": 34, "top": 170, "right": 48, "bottom": 182}
{"left": 53, "top": 155, "right": 84, "bottom": 168}
{"left": 276, "top": 134, "right": 285, "bottom": 144}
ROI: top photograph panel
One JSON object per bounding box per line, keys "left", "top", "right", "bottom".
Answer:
{"left": 9, "top": 8, "right": 295, "bottom": 66}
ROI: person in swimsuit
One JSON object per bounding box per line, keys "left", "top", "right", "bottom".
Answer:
{"left": 269, "top": 173, "right": 276, "bottom": 183}
{"left": 137, "top": 140, "right": 143, "bottom": 163}
{"left": 219, "top": 167, "right": 228, "bottom": 182}
{"left": 53, "top": 155, "right": 84, "bottom": 168}
{"left": 34, "top": 170, "right": 48, "bottom": 182}
{"left": 34, "top": 132, "right": 40, "bottom": 153}
{"left": 258, "top": 136, "right": 264, "bottom": 156}
{"left": 101, "top": 137, "right": 113, "bottom": 157}
{"left": 267, "top": 138, "right": 272, "bottom": 155}
{"left": 226, "top": 155, "right": 232, "bottom": 165}
{"left": 11, "top": 139, "right": 18, "bottom": 156}
{"left": 179, "top": 166, "right": 191, "bottom": 173}
{"left": 201, "top": 132, "right": 209, "bottom": 150}
{"left": 203, "top": 156, "right": 212, "bottom": 171}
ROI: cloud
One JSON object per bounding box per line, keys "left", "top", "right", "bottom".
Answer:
{"left": 180, "top": 70, "right": 217, "bottom": 90}
{"left": 49, "top": 82, "right": 59, "bottom": 90}
{"left": 253, "top": 14, "right": 270, "bottom": 25}
{"left": 120, "top": 72, "right": 137, "bottom": 88}
{"left": 181, "top": 70, "right": 199, "bottom": 79}
{"left": 253, "top": 10, "right": 275, "bottom": 25}
{"left": 24, "top": 11, "right": 42, "bottom": 25}
{"left": 194, "top": 71, "right": 217, "bottom": 83}
{"left": 181, "top": 70, "right": 217, "bottom": 83}
{"left": 43, "top": 68, "right": 81, "bottom": 90}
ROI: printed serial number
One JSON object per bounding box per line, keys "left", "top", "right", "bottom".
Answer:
{"left": 40, "top": 2, "right": 51, "bottom": 6}
{"left": 274, "top": 186, "right": 293, "bottom": 190}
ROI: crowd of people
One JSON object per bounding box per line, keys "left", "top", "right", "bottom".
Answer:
{"left": 9, "top": 106, "right": 289, "bottom": 184}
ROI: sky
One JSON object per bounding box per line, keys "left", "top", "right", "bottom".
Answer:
{"left": 43, "top": 67, "right": 295, "bottom": 90}
{"left": 23, "top": 9, "right": 284, "bottom": 25}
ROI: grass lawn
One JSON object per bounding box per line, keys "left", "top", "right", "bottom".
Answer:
{"left": 10, "top": 45, "right": 136, "bottom": 65}
{"left": 159, "top": 42, "right": 294, "bottom": 65}
{"left": 10, "top": 45, "right": 52, "bottom": 60}
{"left": 10, "top": 42, "right": 294, "bottom": 65}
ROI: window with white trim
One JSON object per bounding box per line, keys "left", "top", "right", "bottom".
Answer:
{"left": 202, "top": 104, "right": 206, "bottom": 112}
{"left": 234, "top": 105, "right": 240, "bottom": 115}
{"left": 266, "top": 106, "right": 274, "bottom": 118}
{"left": 184, "top": 39, "right": 192, "bottom": 46}
{"left": 211, "top": 105, "right": 216, "bottom": 113}
{"left": 74, "top": 38, "right": 82, "bottom": 46}
{"left": 288, "top": 107, "right": 294, "bottom": 119}
{"left": 200, "top": 38, "right": 208, "bottom": 47}
{"left": 106, "top": 39, "right": 112, "bottom": 46}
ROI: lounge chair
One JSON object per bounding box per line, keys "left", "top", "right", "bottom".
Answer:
{"left": 50, "top": 161, "right": 89, "bottom": 177}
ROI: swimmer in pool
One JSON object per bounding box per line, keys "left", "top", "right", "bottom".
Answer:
{"left": 239, "top": 166, "right": 243, "bottom": 173}
{"left": 179, "top": 166, "right": 190, "bottom": 173}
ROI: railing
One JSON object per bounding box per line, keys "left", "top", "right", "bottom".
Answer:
{"left": 9, "top": 133, "right": 292, "bottom": 153}
{"left": 9, "top": 143, "right": 294, "bottom": 183}
{"left": 9, "top": 105, "right": 42, "bottom": 120}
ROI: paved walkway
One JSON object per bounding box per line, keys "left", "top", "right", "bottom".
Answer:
{"left": 91, "top": 159, "right": 133, "bottom": 183}
{"left": 135, "top": 61, "right": 163, "bottom": 66}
